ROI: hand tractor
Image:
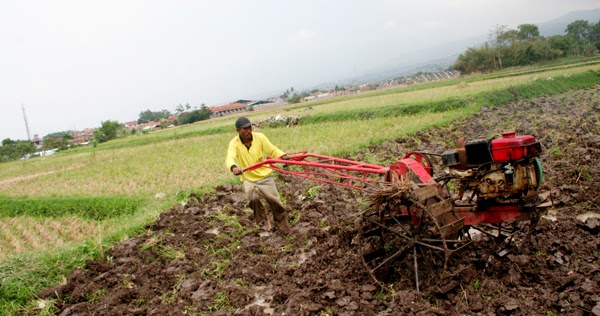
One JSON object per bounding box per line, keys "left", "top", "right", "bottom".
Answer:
{"left": 243, "top": 131, "right": 546, "bottom": 291}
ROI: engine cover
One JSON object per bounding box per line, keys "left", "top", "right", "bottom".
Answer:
{"left": 491, "top": 132, "right": 542, "bottom": 162}
{"left": 472, "top": 161, "right": 541, "bottom": 199}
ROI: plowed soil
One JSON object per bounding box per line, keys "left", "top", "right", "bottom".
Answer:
{"left": 39, "top": 86, "right": 600, "bottom": 315}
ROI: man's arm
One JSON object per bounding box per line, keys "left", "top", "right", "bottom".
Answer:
{"left": 260, "top": 134, "right": 285, "bottom": 159}
{"left": 225, "top": 140, "right": 241, "bottom": 175}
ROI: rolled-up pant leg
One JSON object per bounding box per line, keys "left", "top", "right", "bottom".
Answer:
{"left": 243, "top": 179, "right": 268, "bottom": 225}
{"left": 244, "top": 175, "right": 290, "bottom": 231}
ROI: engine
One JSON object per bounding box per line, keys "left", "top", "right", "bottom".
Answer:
{"left": 441, "top": 132, "right": 543, "bottom": 201}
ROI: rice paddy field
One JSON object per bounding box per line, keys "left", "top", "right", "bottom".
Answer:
{"left": 1, "top": 56, "right": 599, "bottom": 314}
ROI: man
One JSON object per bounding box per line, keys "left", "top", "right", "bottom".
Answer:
{"left": 225, "top": 117, "right": 291, "bottom": 233}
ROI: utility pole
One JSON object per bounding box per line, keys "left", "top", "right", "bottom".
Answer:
{"left": 22, "top": 104, "right": 31, "bottom": 140}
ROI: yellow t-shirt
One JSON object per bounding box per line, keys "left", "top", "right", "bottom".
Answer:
{"left": 225, "top": 132, "right": 285, "bottom": 182}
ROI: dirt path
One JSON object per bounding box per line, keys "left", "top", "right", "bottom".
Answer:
{"left": 39, "top": 86, "right": 600, "bottom": 315}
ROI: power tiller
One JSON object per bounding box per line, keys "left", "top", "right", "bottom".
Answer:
{"left": 243, "top": 132, "right": 546, "bottom": 291}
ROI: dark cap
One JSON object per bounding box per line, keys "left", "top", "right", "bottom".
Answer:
{"left": 235, "top": 117, "right": 252, "bottom": 128}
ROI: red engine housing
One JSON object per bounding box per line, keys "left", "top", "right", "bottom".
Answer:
{"left": 491, "top": 132, "right": 542, "bottom": 162}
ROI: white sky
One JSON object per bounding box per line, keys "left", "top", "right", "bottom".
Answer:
{"left": 1, "top": 0, "right": 599, "bottom": 140}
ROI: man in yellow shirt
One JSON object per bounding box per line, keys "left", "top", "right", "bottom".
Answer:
{"left": 225, "top": 117, "right": 291, "bottom": 233}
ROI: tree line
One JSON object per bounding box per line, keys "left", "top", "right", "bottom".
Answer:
{"left": 0, "top": 102, "right": 214, "bottom": 162}
{"left": 137, "top": 103, "right": 212, "bottom": 125}
{"left": 453, "top": 20, "right": 600, "bottom": 74}
{"left": 0, "top": 131, "right": 76, "bottom": 162}
{"left": 281, "top": 87, "right": 317, "bottom": 104}
{"left": 94, "top": 103, "right": 213, "bottom": 143}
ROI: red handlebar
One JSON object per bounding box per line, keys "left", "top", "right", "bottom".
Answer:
{"left": 242, "top": 151, "right": 433, "bottom": 190}
{"left": 242, "top": 153, "right": 390, "bottom": 190}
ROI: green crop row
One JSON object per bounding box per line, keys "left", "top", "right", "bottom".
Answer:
{"left": 0, "top": 196, "right": 146, "bottom": 220}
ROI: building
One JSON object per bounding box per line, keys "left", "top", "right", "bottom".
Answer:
{"left": 124, "top": 121, "right": 140, "bottom": 130}
{"left": 209, "top": 102, "right": 248, "bottom": 118}
{"left": 71, "top": 129, "right": 96, "bottom": 144}
{"left": 32, "top": 134, "right": 42, "bottom": 149}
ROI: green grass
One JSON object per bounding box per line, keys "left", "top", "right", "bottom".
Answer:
{"left": 0, "top": 198, "right": 170, "bottom": 315}
{"left": 0, "top": 196, "right": 146, "bottom": 220}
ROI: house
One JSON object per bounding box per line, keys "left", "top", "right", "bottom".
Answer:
{"left": 141, "top": 121, "right": 161, "bottom": 131}
{"left": 124, "top": 121, "right": 140, "bottom": 130}
{"left": 247, "top": 98, "right": 285, "bottom": 110}
{"left": 209, "top": 102, "right": 248, "bottom": 118}
{"left": 71, "top": 129, "right": 97, "bottom": 144}
{"left": 32, "top": 134, "right": 42, "bottom": 149}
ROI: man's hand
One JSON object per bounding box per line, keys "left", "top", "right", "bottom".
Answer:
{"left": 280, "top": 155, "right": 290, "bottom": 170}
{"left": 232, "top": 166, "right": 242, "bottom": 176}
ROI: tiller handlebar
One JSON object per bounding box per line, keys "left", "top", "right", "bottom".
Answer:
{"left": 242, "top": 151, "right": 434, "bottom": 190}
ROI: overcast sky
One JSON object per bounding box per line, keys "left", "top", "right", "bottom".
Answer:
{"left": 1, "top": 0, "right": 599, "bottom": 141}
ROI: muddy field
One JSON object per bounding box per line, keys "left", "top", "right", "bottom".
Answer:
{"left": 39, "top": 86, "right": 599, "bottom": 315}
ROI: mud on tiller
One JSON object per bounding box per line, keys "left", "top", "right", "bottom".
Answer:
{"left": 244, "top": 132, "right": 547, "bottom": 291}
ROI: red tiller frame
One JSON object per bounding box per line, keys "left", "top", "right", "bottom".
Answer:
{"left": 242, "top": 152, "right": 433, "bottom": 191}
{"left": 242, "top": 153, "right": 391, "bottom": 190}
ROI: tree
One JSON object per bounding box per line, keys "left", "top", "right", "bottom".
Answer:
{"left": 137, "top": 109, "right": 172, "bottom": 124}
{"left": 517, "top": 24, "right": 540, "bottom": 41}
{"left": 2, "top": 138, "right": 15, "bottom": 146}
{"left": 590, "top": 20, "right": 600, "bottom": 49}
{"left": 453, "top": 45, "right": 497, "bottom": 74}
{"left": 45, "top": 131, "right": 72, "bottom": 138}
{"left": 566, "top": 20, "right": 592, "bottom": 41}
{"left": 497, "top": 29, "right": 518, "bottom": 46}
{"left": 175, "top": 103, "right": 192, "bottom": 115}
{"left": 493, "top": 25, "right": 509, "bottom": 66}
{"left": 174, "top": 105, "right": 212, "bottom": 125}
{"left": 198, "top": 104, "right": 211, "bottom": 118}
{"left": 454, "top": 19, "right": 593, "bottom": 75}
{"left": 0, "top": 139, "right": 35, "bottom": 162}
{"left": 565, "top": 20, "right": 595, "bottom": 56}
{"left": 43, "top": 133, "right": 72, "bottom": 150}
{"left": 287, "top": 91, "right": 309, "bottom": 104}
{"left": 94, "top": 120, "right": 124, "bottom": 143}
{"left": 548, "top": 35, "right": 576, "bottom": 56}
{"left": 280, "top": 88, "right": 293, "bottom": 100}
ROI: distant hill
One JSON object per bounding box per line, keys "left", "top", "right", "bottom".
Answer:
{"left": 289, "top": 8, "right": 600, "bottom": 93}
{"left": 343, "top": 8, "right": 600, "bottom": 85}
{"left": 538, "top": 8, "right": 600, "bottom": 36}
